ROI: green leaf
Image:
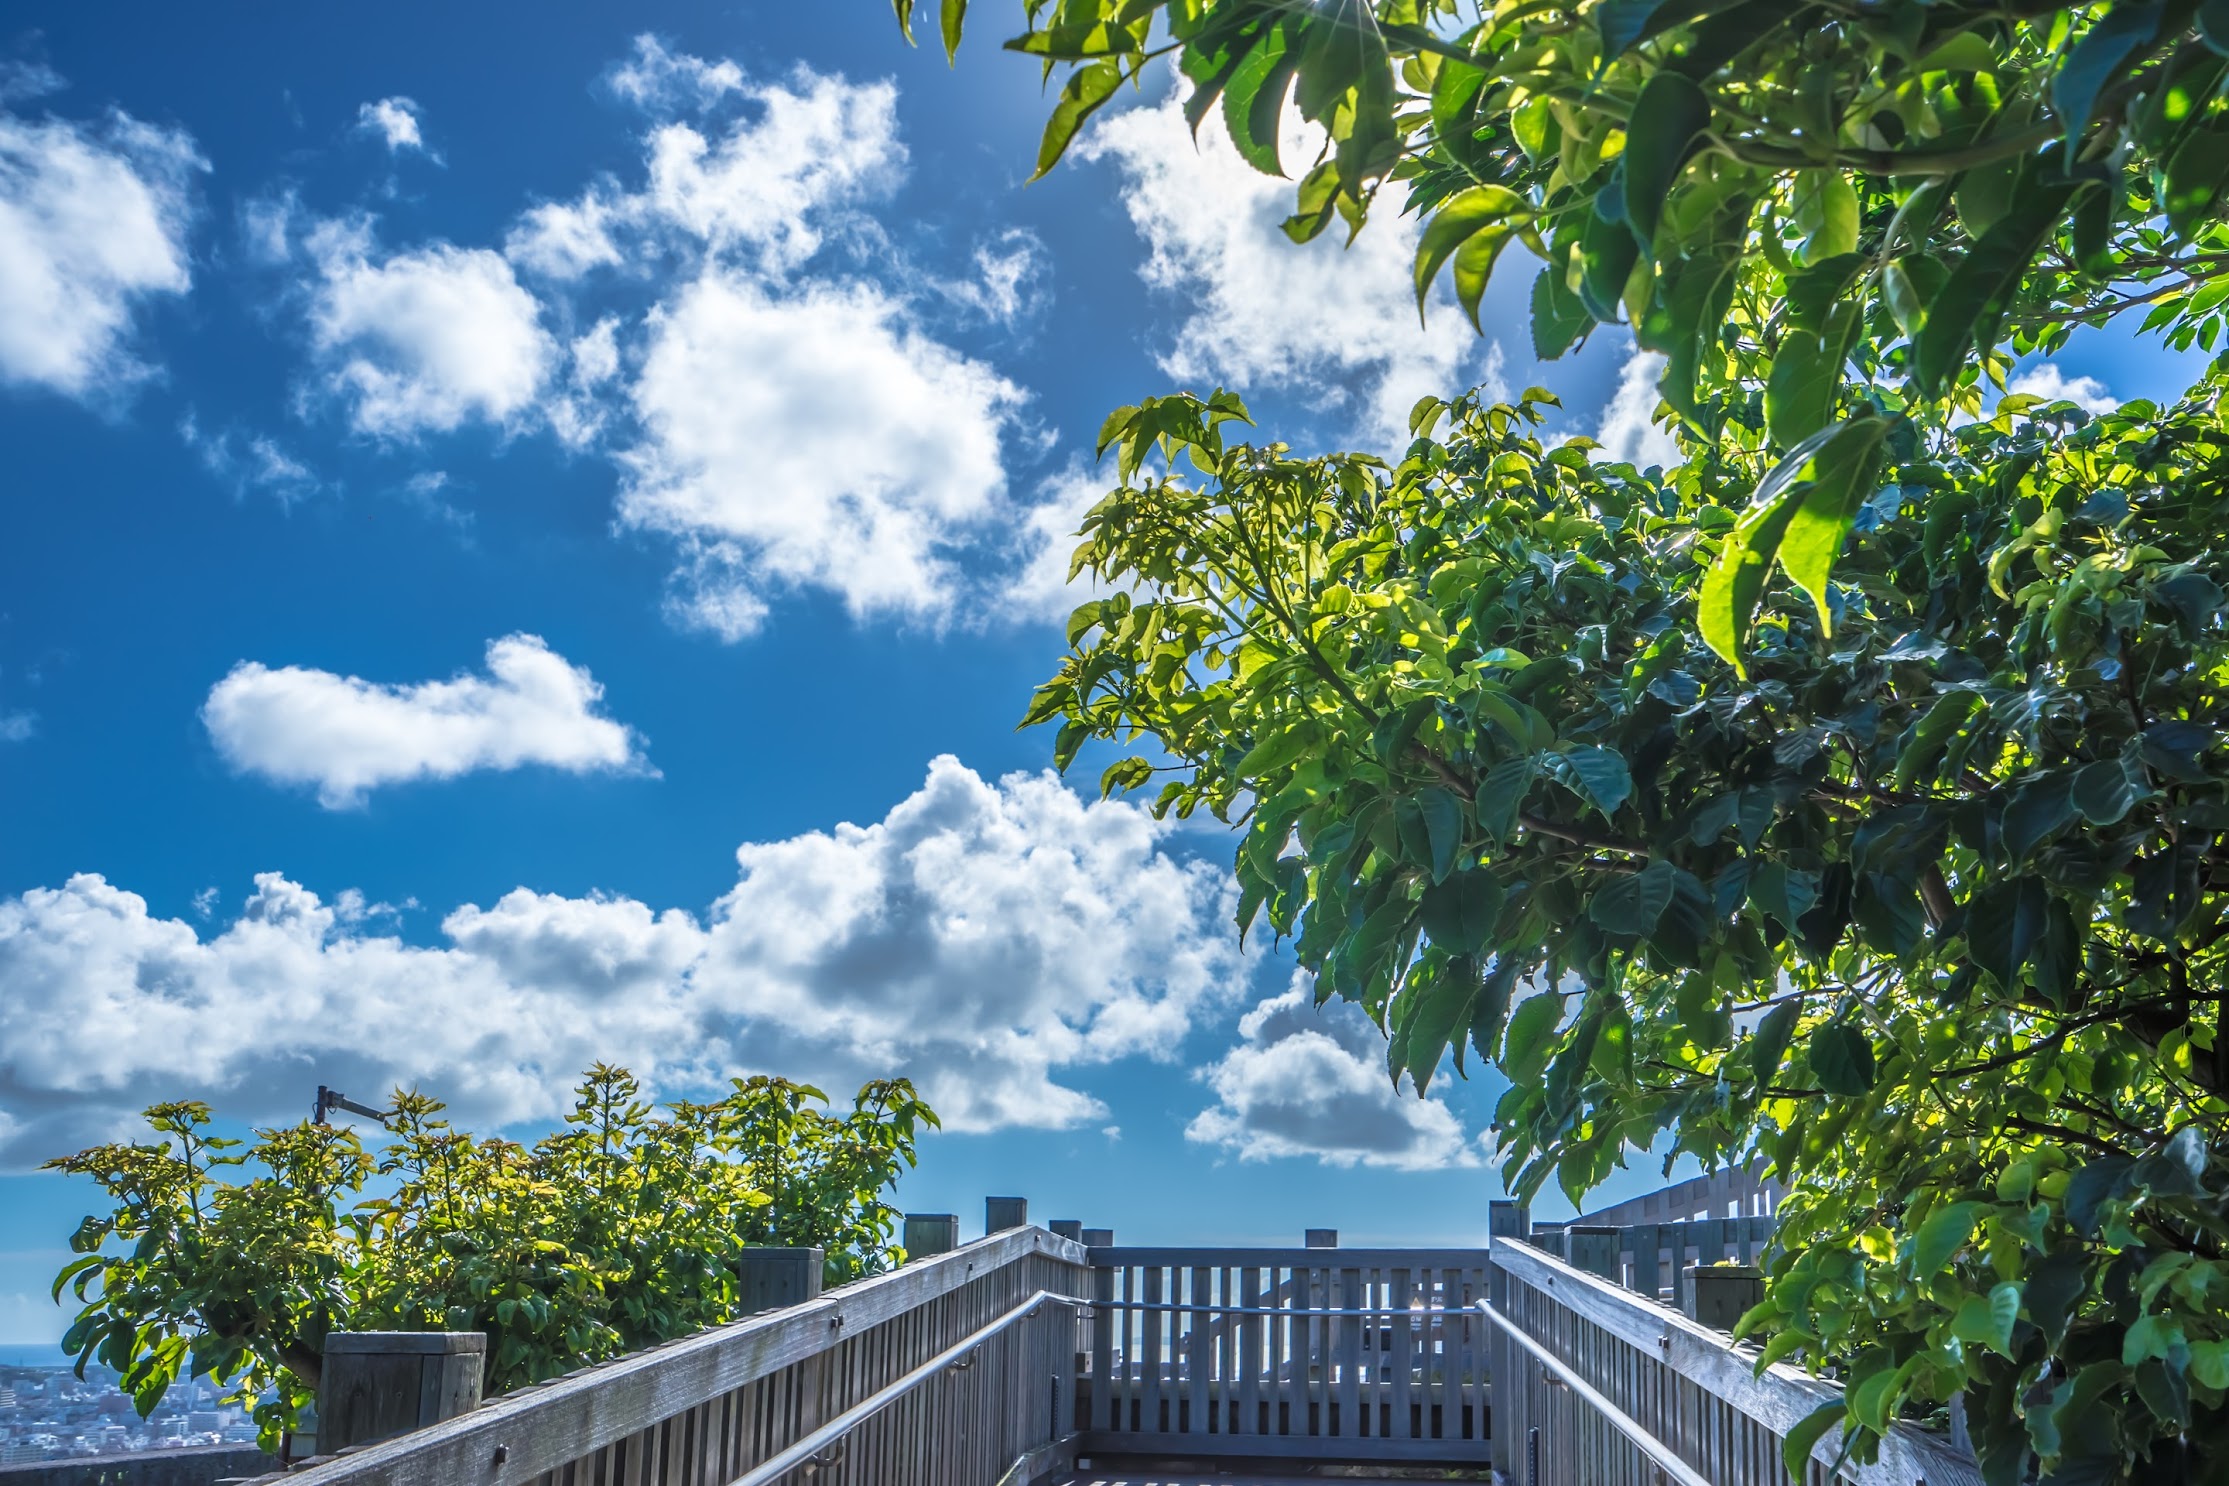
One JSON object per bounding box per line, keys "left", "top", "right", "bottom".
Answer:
{"left": 1911, "top": 1201, "right": 1983, "bottom": 1277}
{"left": 1763, "top": 331, "right": 1834, "bottom": 449}
{"left": 1099, "top": 755, "right": 1154, "bottom": 795}
{"left": 1596, "top": 0, "right": 1668, "bottom": 58}
{"left": 1913, "top": 167, "right": 2077, "bottom": 393}
{"left": 1590, "top": 859, "right": 1678, "bottom": 936}
{"left": 2053, "top": 3, "right": 2166, "bottom": 146}
{"left": 2067, "top": 1155, "right": 2134, "bottom": 1235}
{"left": 1474, "top": 755, "right": 1539, "bottom": 842}
{"left": 49, "top": 1255, "right": 101, "bottom": 1303}
{"left": 1791, "top": 169, "right": 1859, "bottom": 261}
{"left": 1501, "top": 991, "right": 1566, "bottom": 1076}
{"left": 1850, "top": 1365, "right": 1899, "bottom": 1434}
{"left": 1393, "top": 957, "right": 1479, "bottom": 1093}
{"left": 1531, "top": 267, "right": 1592, "bottom": 360}
{"left": 1778, "top": 414, "right": 1895, "bottom": 629}
{"left": 1421, "top": 870, "right": 1505, "bottom": 953}
{"left": 2190, "top": 1339, "right": 2229, "bottom": 1390}
{"left": 2072, "top": 754, "right": 2151, "bottom": 824}
{"left": 2004, "top": 773, "right": 2080, "bottom": 858}
{"left": 1696, "top": 420, "right": 1844, "bottom": 671}
{"left": 1415, "top": 786, "right": 1467, "bottom": 882}
{"left": 1621, "top": 73, "right": 1710, "bottom": 246}
{"left": 2164, "top": 121, "right": 2229, "bottom": 237}
{"left": 1894, "top": 691, "right": 1981, "bottom": 788}
{"left": 1751, "top": 1000, "right": 1799, "bottom": 1087}
{"left": 1412, "top": 187, "right": 1525, "bottom": 328}
{"left": 1222, "top": 26, "right": 1295, "bottom": 175}
{"left": 1236, "top": 720, "right": 1319, "bottom": 778}
{"left": 2024, "top": 1251, "right": 2089, "bottom": 1349}
{"left": 1967, "top": 877, "right": 2047, "bottom": 990}
{"left": 938, "top": 0, "right": 967, "bottom": 63}
{"left": 1809, "top": 1022, "right": 1876, "bottom": 1095}
{"left": 1032, "top": 60, "right": 1124, "bottom": 180}
{"left": 1951, "top": 1285, "right": 2019, "bottom": 1356}
{"left": 1780, "top": 1401, "right": 1845, "bottom": 1481}
{"left": 1554, "top": 745, "right": 1633, "bottom": 817}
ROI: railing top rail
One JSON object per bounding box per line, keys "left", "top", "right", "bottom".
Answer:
{"left": 1492, "top": 1233, "right": 1980, "bottom": 1486}
{"left": 1086, "top": 1245, "right": 1490, "bottom": 1267}
{"left": 281, "top": 1225, "right": 1087, "bottom": 1486}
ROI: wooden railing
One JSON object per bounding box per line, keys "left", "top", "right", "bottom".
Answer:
{"left": 1076, "top": 1245, "right": 1492, "bottom": 1465}
{"left": 1487, "top": 1233, "right": 1981, "bottom": 1486}
{"left": 1569, "top": 1161, "right": 1784, "bottom": 1228}
{"left": 243, "top": 1196, "right": 1989, "bottom": 1486}
{"left": 1530, "top": 1213, "right": 1776, "bottom": 1313}
{"left": 277, "top": 1226, "right": 1089, "bottom": 1486}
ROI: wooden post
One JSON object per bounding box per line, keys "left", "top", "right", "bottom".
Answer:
{"left": 903, "top": 1212, "right": 959, "bottom": 1258}
{"left": 737, "top": 1246, "right": 823, "bottom": 1314}
{"left": 1303, "top": 1228, "right": 1338, "bottom": 1247}
{"left": 1566, "top": 1225, "right": 1621, "bottom": 1281}
{"left": 1050, "top": 1218, "right": 1084, "bottom": 1241}
{"left": 1081, "top": 1226, "right": 1114, "bottom": 1246}
{"left": 986, "top": 1195, "right": 1029, "bottom": 1232}
{"left": 1688, "top": 1263, "right": 1766, "bottom": 1330}
{"left": 1487, "top": 1199, "right": 1531, "bottom": 1242}
{"left": 1628, "top": 1222, "right": 1663, "bottom": 1299}
{"left": 317, "top": 1332, "right": 484, "bottom": 1454}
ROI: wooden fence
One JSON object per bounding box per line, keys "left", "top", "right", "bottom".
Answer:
{"left": 1075, "top": 1245, "right": 1491, "bottom": 1465}
{"left": 276, "top": 1226, "right": 1089, "bottom": 1486}
{"left": 1486, "top": 1233, "right": 1981, "bottom": 1486}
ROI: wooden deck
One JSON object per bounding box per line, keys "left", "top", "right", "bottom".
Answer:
{"left": 254, "top": 1195, "right": 1985, "bottom": 1486}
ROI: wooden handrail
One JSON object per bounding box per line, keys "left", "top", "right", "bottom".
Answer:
{"left": 278, "top": 1226, "right": 1088, "bottom": 1486}
{"left": 725, "top": 1291, "right": 1080, "bottom": 1486}
{"left": 1491, "top": 1234, "right": 1981, "bottom": 1486}
{"left": 1476, "top": 1298, "right": 1715, "bottom": 1486}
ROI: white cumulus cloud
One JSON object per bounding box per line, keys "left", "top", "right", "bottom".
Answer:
{"left": 201, "top": 634, "right": 648, "bottom": 808}
{"left": 1188, "top": 977, "right": 1485, "bottom": 1170}
{"left": 2008, "top": 362, "right": 2119, "bottom": 415}
{"left": 0, "top": 757, "right": 1246, "bottom": 1165}
{"left": 0, "top": 101, "right": 201, "bottom": 398}
{"left": 1594, "top": 346, "right": 1682, "bottom": 468}
{"left": 639, "top": 70, "right": 898, "bottom": 272}
{"left": 305, "top": 221, "right": 556, "bottom": 437}
{"left": 623, "top": 270, "right": 1022, "bottom": 635}
{"left": 605, "top": 35, "right": 745, "bottom": 114}
{"left": 356, "top": 97, "right": 428, "bottom": 155}
{"left": 1080, "top": 83, "right": 1502, "bottom": 446}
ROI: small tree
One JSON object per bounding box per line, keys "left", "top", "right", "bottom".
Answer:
{"left": 46, "top": 1067, "right": 936, "bottom": 1448}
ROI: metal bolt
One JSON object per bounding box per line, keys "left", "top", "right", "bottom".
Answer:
{"left": 492, "top": 1444, "right": 509, "bottom": 1466}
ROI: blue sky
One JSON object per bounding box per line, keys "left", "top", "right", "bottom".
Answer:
{"left": 0, "top": 2, "right": 2192, "bottom": 1346}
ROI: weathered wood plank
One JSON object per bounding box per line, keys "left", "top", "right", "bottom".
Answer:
{"left": 1493, "top": 1237, "right": 1980, "bottom": 1486}
{"left": 280, "top": 1228, "right": 1087, "bottom": 1486}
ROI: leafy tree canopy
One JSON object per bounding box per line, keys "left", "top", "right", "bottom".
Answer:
{"left": 45, "top": 1067, "right": 935, "bottom": 1449}
{"left": 922, "top": 0, "right": 2229, "bottom": 672}
{"left": 922, "top": 0, "right": 2229, "bottom": 414}
{"left": 1029, "top": 375, "right": 2229, "bottom": 1482}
